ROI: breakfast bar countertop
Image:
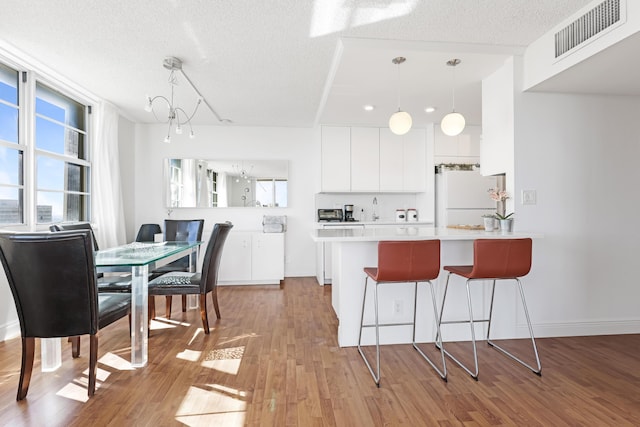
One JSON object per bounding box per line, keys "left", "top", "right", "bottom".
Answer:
{"left": 310, "top": 226, "right": 543, "bottom": 243}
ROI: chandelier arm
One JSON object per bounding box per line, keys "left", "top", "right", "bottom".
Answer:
{"left": 174, "top": 100, "right": 202, "bottom": 124}
{"left": 148, "top": 95, "right": 173, "bottom": 123}
{"left": 178, "top": 68, "right": 225, "bottom": 123}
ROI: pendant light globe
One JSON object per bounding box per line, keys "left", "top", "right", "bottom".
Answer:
{"left": 389, "top": 110, "right": 412, "bottom": 135}
{"left": 441, "top": 112, "right": 465, "bottom": 136}
{"left": 441, "top": 58, "right": 466, "bottom": 137}
{"left": 388, "top": 56, "right": 412, "bottom": 136}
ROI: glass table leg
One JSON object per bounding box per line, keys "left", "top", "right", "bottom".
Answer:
{"left": 40, "top": 338, "right": 62, "bottom": 372}
{"left": 130, "top": 265, "right": 148, "bottom": 368}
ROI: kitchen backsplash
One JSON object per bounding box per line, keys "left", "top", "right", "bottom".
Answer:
{"left": 315, "top": 193, "right": 426, "bottom": 222}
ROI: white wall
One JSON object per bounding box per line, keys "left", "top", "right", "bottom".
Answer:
{"left": 132, "top": 124, "right": 320, "bottom": 277}
{"left": 119, "top": 115, "right": 137, "bottom": 241}
{"left": 515, "top": 91, "right": 640, "bottom": 337}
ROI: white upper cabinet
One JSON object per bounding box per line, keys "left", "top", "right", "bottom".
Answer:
{"left": 379, "top": 129, "right": 405, "bottom": 191}
{"left": 321, "top": 126, "right": 426, "bottom": 193}
{"left": 380, "top": 128, "right": 426, "bottom": 192}
{"left": 321, "top": 126, "right": 351, "bottom": 192}
{"left": 350, "top": 127, "right": 380, "bottom": 192}
{"left": 401, "top": 129, "right": 426, "bottom": 192}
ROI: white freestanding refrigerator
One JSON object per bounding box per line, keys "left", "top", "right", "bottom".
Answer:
{"left": 435, "top": 169, "right": 497, "bottom": 227}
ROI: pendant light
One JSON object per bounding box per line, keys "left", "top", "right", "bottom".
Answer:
{"left": 441, "top": 58, "right": 466, "bottom": 137}
{"left": 388, "top": 57, "right": 412, "bottom": 136}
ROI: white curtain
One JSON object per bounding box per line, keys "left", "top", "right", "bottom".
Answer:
{"left": 218, "top": 172, "right": 228, "bottom": 207}
{"left": 93, "top": 102, "right": 126, "bottom": 248}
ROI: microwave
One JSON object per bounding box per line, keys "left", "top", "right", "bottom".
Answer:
{"left": 317, "top": 209, "right": 343, "bottom": 222}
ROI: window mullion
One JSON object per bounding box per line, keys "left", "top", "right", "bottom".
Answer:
{"left": 22, "top": 70, "right": 37, "bottom": 230}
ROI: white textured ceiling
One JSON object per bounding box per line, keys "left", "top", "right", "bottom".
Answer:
{"left": 0, "top": 0, "right": 599, "bottom": 128}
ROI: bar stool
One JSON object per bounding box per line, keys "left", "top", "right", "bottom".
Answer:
{"left": 358, "top": 240, "right": 447, "bottom": 387}
{"left": 437, "top": 238, "right": 541, "bottom": 380}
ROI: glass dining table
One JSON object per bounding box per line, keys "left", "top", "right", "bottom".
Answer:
{"left": 39, "top": 240, "right": 202, "bottom": 371}
{"left": 95, "top": 241, "right": 202, "bottom": 367}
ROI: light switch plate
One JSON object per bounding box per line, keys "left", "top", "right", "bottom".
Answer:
{"left": 522, "top": 190, "right": 536, "bottom": 205}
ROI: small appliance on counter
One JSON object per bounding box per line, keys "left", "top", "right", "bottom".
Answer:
{"left": 263, "top": 215, "right": 287, "bottom": 233}
{"left": 318, "top": 209, "right": 343, "bottom": 222}
{"left": 344, "top": 204, "right": 355, "bottom": 221}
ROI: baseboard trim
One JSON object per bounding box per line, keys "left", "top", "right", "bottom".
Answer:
{"left": 0, "top": 320, "right": 20, "bottom": 342}
{"left": 522, "top": 319, "right": 640, "bottom": 338}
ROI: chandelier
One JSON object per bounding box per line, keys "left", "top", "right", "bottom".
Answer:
{"left": 145, "top": 56, "right": 229, "bottom": 143}
{"left": 232, "top": 163, "right": 254, "bottom": 183}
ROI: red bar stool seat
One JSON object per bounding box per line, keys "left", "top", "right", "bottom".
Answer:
{"left": 438, "top": 238, "right": 542, "bottom": 380}
{"left": 358, "top": 240, "right": 447, "bottom": 386}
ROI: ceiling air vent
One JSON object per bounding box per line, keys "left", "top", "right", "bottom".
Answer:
{"left": 555, "top": 0, "right": 621, "bottom": 58}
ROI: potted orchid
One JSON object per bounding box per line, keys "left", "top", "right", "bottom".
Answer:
{"left": 488, "top": 189, "right": 514, "bottom": 232}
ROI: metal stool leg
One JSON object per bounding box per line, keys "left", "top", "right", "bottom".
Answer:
{"left": 438, "top": 274, "right": 481, "bottom": 380}
{"left": 412, "top": 280, "right": 447, "bottom": 381}
{"left": 358, "top": 276, "right": 382, "bottom": 386}
{"left": 487, "top": 279, "right": 542, "bottom": 375}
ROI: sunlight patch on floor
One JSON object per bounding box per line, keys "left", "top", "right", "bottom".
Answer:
{"left": 98, "top": 352, "right": 135, "bottom": 371}
{"left": 55, "top": 382, "right": 89, "bottom": 403}
{"left": 201, "top": 346, "right": 244, "bottom": 374}
{"left": 187, "top": 328, "right": 204, "bottom": 345}
{"left": 176, "top": 349, "right": 202, "bottom": 362}
{"left": 175, "top": 385, "right": 246, "bottom": 426}
{"left": 150, "top": 317, "right": 191, "bottom": 330}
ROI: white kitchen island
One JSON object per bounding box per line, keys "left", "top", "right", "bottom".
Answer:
{"left": 311, "top": 226, "right": 543, "bottom": 347}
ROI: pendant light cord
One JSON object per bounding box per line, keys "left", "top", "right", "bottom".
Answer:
{"left": 396, "top": 62, "right": 400, "bottom": 111}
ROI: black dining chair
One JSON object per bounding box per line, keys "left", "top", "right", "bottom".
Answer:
{"left": 148, "top": 222, "right": 233, "bottom": 334}
{"left": 0, "top": 230, "right": 131, "bottom": 400}
{"left": 136, "top": 223, "right": 162, "bottom": 242}
{"left": 150, "top": 219, "right": 205, "bottom": 318}
{"left": 49, "top": 222, "right": 100, "bottom": 250}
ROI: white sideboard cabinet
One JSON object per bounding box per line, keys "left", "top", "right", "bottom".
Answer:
{"left": 218, "top": 231, "right": 284, "bottom": 285}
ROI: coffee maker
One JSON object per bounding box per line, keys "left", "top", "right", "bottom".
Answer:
{"left": 344, "top": 204, "right": 355, "bottom": 221}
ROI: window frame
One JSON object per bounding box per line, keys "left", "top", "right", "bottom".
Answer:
{"left": 0, "top": 55, "right": 95, "bottom": 231}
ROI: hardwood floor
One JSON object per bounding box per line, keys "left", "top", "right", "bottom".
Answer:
{"left": 1, "top": 277, "right": 639, "bottom": 426}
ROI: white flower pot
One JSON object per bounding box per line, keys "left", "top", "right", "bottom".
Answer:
{"left": 483, "top": 217, "right": 496, "bottom": 231}
{"left": 499, "top": 219, "right": 514, "bottom": 233}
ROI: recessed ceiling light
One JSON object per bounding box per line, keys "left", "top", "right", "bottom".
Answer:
{"left": 425, "top": 107, "right": 436, "bottom": 113}
{"left": 363, "top": 105, "right": 375, "bottom": 111}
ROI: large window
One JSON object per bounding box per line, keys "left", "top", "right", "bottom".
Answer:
{"left": 0, "top": 63, "right": 22, "bottom": 225}
{"left": 35, "top": 83, "right": 90, "bottom": 223}
{"left": 0, "top": 60, "right": 91, "bottom": 227}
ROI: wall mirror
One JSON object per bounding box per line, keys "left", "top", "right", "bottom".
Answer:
{"left": 165, "top": 159, "right": 288, "bottom": 208}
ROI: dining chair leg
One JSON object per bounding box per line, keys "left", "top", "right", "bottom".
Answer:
{"left": 182, "top": 295, "right": 187, "bottom": 312}
{"left": 70, "top": 336, "right": 81, "bottom": 358}
{"left": 199, "top": 294, "right": 210, "bottom": 334}
{"left": 17, "top": 337, "right": 35, "bottom": 400}
{"left": 149, "top": 296, "right": 156, "bottom": 319}
{"left": 165, "top": 296, "right": 172, "bottom": 319}
{"left": 88, "top": 334, "right": 98, "bottom": 397}
{"left": 211, "top": 288, "right": 221, "bottom": 319}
